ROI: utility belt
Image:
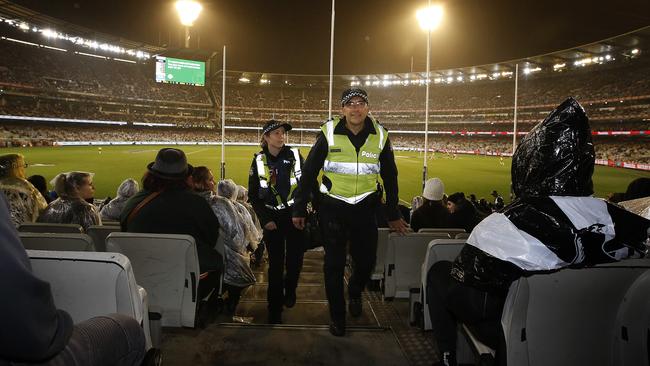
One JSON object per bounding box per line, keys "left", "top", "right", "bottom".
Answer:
{"left": 265, "top": 199, "right": 294, "bottom": 211}
{"left": 318, "top": 192, "right": 378, "bottom": 212}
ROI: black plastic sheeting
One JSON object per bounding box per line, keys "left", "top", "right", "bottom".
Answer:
{"left": 511, "top": 97, "right": 595, "bottom": 198}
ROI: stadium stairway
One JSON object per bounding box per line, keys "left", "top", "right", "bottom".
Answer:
{"left": 160, "top": 249, "right": 439, "bottom": 365}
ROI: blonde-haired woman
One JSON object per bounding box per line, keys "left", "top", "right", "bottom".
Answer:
{"left": 0, "top": 153, "right": 47, "bottom": 227}
{"left": 38, "top": 171, "right": 101, "bottom": 231}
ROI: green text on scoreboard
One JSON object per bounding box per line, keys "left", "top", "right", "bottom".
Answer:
{"left": 155, "top": 56, "right": 205, "bottom": 86}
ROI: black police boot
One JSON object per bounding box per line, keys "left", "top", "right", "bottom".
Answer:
{"left": 284, "top": 290, "right": 297, "bottom": 308}
{"left": 329, "top": 319, "right": 346, "bottom": 337}
{"left": 348, "top": 298, "right": 362, "bottom": 318}
{"left": 268, "top": 310, "right": 283, "bottom": 324}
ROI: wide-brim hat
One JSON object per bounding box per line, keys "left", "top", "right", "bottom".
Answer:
{"left": 262, "top": 120, "right": 292, "bottom": 135}
{"left": 147, "top": 148, "right": 193, "bottom": 180}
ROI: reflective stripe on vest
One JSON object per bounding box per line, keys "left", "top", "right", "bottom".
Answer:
{"left": 320, "top": 117, "right": 388, "bottom": 204}
{"left": 255, "top": 147, "right": 301, "bottom": 210}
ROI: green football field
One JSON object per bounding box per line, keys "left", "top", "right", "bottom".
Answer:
{"left": 4, "top": 145, "right": 649, "bottom": 204}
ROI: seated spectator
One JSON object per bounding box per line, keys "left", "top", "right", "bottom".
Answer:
{"left": 0, "top": 194, "right": 146, "bottom": 366}
{"left": 426, "top": 98, "right": 650, "bottom": 366}
{"left": 236, "top": 184, "right": 263, "bottom": 237}
{"left": 0, "top": 154, "right": 47, "bottom": 227}
{"left": 27, "top": 174, "right": 53, "bottom": 204}
{"left": 410, "top": 178, "right": 450, "bottom": 232}
{"left": 37, "top": 171, "right": 100, "bottom": 231}
{"left": 218, "top": 179, "right": 262, "bottom": 250}
{"left": 446, "top": 192, "right": 482, "bottom": 232}
{"left": 120, "top": 148, "right": 222, "bottom": 325}
{"left": 192, "top": 167, "right": 255, "bottom": 314}
{"left": 624, "top": 177, "right": 650, "bottom": 201}
{"left": 490, "top": 190, "right": 504, "bottom": 211}
{"left": 99, "top": 178, "right": 139, "bottom": 221}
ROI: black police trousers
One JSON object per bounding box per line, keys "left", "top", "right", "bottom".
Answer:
{"left": 264, "top": 210, "right": 305, "bottom": 313}
{"left": 319, "top": 198, "right": 378, "bottom": 322}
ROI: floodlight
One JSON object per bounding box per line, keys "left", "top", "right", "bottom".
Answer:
{"left": 175, "top": 0, "right": 203, "bottom": 26}
{"left": 416, "top": 4, "right": 444, "bottom": 31}
{"left": 631, "top": 49, "right": 639, "bottom": 55}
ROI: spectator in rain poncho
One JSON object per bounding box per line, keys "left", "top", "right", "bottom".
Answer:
{"left": 191, "top": 170, "right": 256, "bottom": 313}
{"left": 426, "top": 98, "right": 650, "bottom": 366}
{"left": 38, "top": 172, "right": 101, "bottom": 231}
{"left": 99, "top": 178, "right": 139, "bottom": 221}
{"left": 0, "top": 154, "right": 47, "bottom": 227}
{"left": 219, "top": 179, "right": 262, "bottom": 249}
{"left": 236, "top": 184, "right": 263, "bottom": 240}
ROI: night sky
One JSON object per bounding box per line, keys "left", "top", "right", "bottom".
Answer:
{"left": 9, "top": 0, "right": 650, "bottom": 74}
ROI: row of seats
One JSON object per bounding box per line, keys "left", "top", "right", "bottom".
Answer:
{"left": 411, "top": 238, "right": 650, "bottom": 365}
{"left": 20, "top": 223, "right": 227, "bottom": 350}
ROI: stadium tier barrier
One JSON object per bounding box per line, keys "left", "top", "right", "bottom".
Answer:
{"left": 28, "top": 250, "right": 153, "bottom": 350}
{"left": 19, "top": 232, "right": 95, "bottom": 251}
{"left": 106, "top": 232, "right": 201, "bottom": 328}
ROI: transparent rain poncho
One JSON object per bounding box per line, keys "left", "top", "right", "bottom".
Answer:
{"left": 218, "top": 180, "right": 262, "bottom": 247}
{"left": 100, "top": 178, "right": 139, "bottom": 221}
{"left": 37, "top": 172, "right": 101, "bottom": 231}
{"left": 197, "top": 189, "right": 256, "bottom": 287}
{"left": 0, "top": 177, "right": 48, "bottom": 227}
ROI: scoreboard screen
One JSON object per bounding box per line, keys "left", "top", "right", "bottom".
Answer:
{"left": 155, "top": 56, "right": 205, "bottom": 86}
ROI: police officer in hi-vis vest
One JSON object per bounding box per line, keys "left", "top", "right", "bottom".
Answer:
{"left": 248, "top": 120, "right": 306, "bottom": 324}
{"left": 292, "top": 89, "right": 408, "bottom": 336}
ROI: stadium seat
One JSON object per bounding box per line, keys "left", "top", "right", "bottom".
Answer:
{"left": 27, "top": 250, "right": 153, "bottom": 350}
{"left": 417, "top": 228, "right": 466, "bottom": 237}
{"left": 371, "top": 228, "right": 391, "bottom": 281}
{"left": 383, "top": 232, "right": 451, "bottom": 299}
{"left": 19, "top": 232, "right": 95, "bottom": 251}
{"left": 454, "top": 232, "right": 470, "bottom": 239}
{"left": 417, "top": 239, "right": 466, "bottom": 330}
{"left": 18, "top": 222, "right": 83, "bottom": 233}
{"left": 87, "top": 225, "right": 121, "bottom": 252}
{"left": 501, "top": 266, "right": 650, "bottom": 366}
{"left": 106, "top": 232, "right": 200, "bottom": 328}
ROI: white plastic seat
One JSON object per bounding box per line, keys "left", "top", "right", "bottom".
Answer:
{"left": 501, "top": 266, "right": 650, "bottom": 366}
{"left": 20, "top": 232, "right": 95, "bottom": 251}
{"left": 27, "top": 250, "right": 152, "bottom": 350}
{"left": 371, "top": 228, "right": 391, "bottom": 281}
{"left": 86, "top": 225, "right": 121, "bottom": 252}
{"left": 106, "top": 232, "right": 201, "bottom": 328}
{"left": 419, "top": 239, "right": 466, "bottom": 330}
{"left": 418, "top": 227, "right": 466, "bottom": 237}
{"left": 383, "top": 232, "right": 451, "bottom": 299}
{"left": 18, "top": 222, "right": 83, "bottom": 233}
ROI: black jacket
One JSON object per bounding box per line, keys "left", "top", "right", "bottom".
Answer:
{"left": 248, "top": 145, "right": 306, "bottom": 226}
{"left": 410, "top": 200, "right": 451, "bottom": 232}
{"left": 293, "top": 116, "right": 401, "bottom": 221}
{"left": 120, "top": 188, "right": 222, "bottom": 273}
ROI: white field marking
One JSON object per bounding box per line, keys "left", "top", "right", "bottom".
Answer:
{"left": 186, "top": 148, "right": 211, "bottom": 155}
{"left": 30, "top": 163, "right": 55, "bottom": 167}
{"left": 126, "top": 149, "right": 158, "bottom": 154}
{"left": 395, "top": 155, "right": 412, "bottom": 158}
{"left": 399, "top": 198, "right": 411, "bottom": 206}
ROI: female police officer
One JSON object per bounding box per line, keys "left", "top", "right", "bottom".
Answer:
{"left": 248, "top": 120, "right": 307, "bottom": 324}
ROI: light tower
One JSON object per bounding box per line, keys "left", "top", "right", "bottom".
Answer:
{"left": 416, "top": 2, "right": 443, "bottom": 188}
{"left": 175, "top": 0, "right": 203, "bottom": 48}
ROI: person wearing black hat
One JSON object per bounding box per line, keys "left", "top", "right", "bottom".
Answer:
{"left": 248, "top": 120, "right": 308, "bottom": 324}
{"left": 120, "top": 148, "right": 222, "bottom": 326}
{"left": 292, "top": 88, "right": 408, "bottom": 336}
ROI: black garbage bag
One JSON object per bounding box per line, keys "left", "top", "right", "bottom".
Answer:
{"left": 511, "top": 97, "right": 595, "bottom": 198}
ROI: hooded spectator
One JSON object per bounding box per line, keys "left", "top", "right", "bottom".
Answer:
{"left": 0, "top": 154, "right": 47, "bottom": 227}
{"left": 410, "top": 178, "right": 450, "bottom": 232}
{"left": 99, "top": 178, "right": 139, "bottom": 221}
{"left": 447, "top": 192, "right": 482, "bottom": 232}
{"left": 37, "top": 171, "right": 100, "bottom": 231}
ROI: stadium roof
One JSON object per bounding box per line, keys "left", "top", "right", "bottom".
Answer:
{"left": 0, "top": 0, "right": 164, "bottom": 54}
